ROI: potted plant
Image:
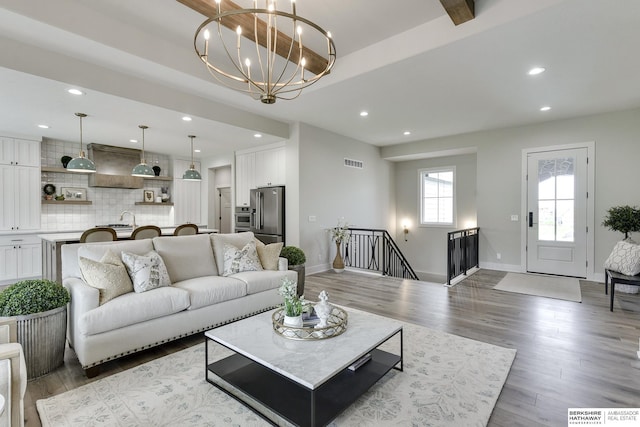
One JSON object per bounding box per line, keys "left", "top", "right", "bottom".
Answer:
{"left": 280, "top": 246, "right": 306, "bottom": 296}
{"left": 0, "top": 279, "right": 70, "bottom": 379}
{"left": 602, "top": 205, "right": 640, "bottom": 239}
{"left": 278, "top": 278, "right": 306, "bottom": 327}
{"left": 329, "top": 219, "right": 350, "bottom": 273}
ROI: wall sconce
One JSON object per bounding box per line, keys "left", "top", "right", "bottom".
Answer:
{"left": 401, "top": 219, "right": 411, "bottom": 241}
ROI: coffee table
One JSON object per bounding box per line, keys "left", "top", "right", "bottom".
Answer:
{"left": 205, "top": 308, "right": 403, "bottom": 427}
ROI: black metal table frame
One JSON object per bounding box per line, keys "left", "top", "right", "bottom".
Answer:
{"left": 205, "top": 328, "right": 403, "bottom": 427}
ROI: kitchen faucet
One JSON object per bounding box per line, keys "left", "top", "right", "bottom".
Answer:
{"left": 119, "top": 210, "right": 137, "bottom": 229}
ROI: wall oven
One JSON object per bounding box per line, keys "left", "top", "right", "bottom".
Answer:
{"left": 234, "top": 206, "right": 251, "bottom": 232}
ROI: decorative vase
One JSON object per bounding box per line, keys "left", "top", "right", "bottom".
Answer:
{"left": 333, "top": 241, "right": 345, "bottom": 273}
{"left": 283, "top": 314, "right": 303, "bottom": 328}
{"left": 152, "top": 165, "right": 161, "bottom": 176}
{"left": 60, "top": 155, "right": 72, "bottom": 168}
{"left": 161, "top": 193, "right": 169, "bottom": 202}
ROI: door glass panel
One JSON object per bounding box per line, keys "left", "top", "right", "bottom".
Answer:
{"left": 538, "top": 200, "right": 556, "bottom": 241}
{"left": 536, "top": 157, "right": 575, "bottom": 242}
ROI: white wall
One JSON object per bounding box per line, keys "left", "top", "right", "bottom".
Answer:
{"left": 297, "top": 123, "right": 394, "bottom": 273}
{"left": 381, "top": 107, "right": 640, "bottom": 279}
{"left": 394, "top": 153, "right": 477, "bottom": 276}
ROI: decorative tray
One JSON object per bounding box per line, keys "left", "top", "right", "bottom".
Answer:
{"left": 272, "top": 306, "right": 348, "bottom": 340}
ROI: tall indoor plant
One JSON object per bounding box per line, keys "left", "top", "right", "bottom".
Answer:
{"left": 280, "top": 246, "right": 306, "bottom": 296}
{"left": 0, "top": 279, "right": 70, "bottom": 378}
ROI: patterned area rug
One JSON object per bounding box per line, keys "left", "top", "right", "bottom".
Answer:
{"left": 37, "top": 319, "right": 516, "bottom": 426}
{"left": 494, "top": 272, "right": 582, "bottom": 302}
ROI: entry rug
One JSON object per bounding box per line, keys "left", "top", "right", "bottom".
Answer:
{"left": 37, "top": 320, "right": 516, "bottom": 427}
{"left": 494, "top": 272, "right": 582, "bottom": 302}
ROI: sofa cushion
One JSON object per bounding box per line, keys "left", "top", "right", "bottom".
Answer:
{"left": 222, "top": 241, "right": 263, "bottom": 276}
{"left": 79, "top": 287, "right": 190, "bottom": 335}
{"left": 211, "top": 232, "right": 256, "bottom": 274}
{"left": 121, "top": 251, "right": 171, "bottom": 293}
{"left": 255, "top": 239, "right": 283, "bottom": 271}
{"left": 231, "top": 270, "right": 297, "bottom": 295}
{"left": 70, "top": 240, "right": 154, "bottom": 279}
{"left": 604, "top": 240, "right": 640, "bottom": 276}
{"left": 172, "top": 276, "right": 247, "bottom": 310}
{"left": 78, "top": 249, "right": 133, "bottom": 305}
{"left": 152, "top": 234, "right": 218, "bottom": 282}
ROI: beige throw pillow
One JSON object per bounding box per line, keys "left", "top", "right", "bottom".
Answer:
{"left": 79, "top": 249, "right": 134, "bottom": 305}
{"left": 254, "top": 238, "right": 283, "bottom": 270}
{"left": 121, "top": 251, "right": 172, "bottom": 293}
{"left": 222, "top": 241, "right": 263, "bottom": 276}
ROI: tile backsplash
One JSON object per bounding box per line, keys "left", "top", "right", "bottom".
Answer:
{"left": 41, "top": 138, "right": 175, "bottom": 231}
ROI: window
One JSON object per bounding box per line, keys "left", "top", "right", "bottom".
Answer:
{"left": 419, "top": 167, "right": 455, "bottom": 226}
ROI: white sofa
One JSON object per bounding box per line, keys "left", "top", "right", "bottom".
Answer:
{"left": 61, "top": 232, "right": 295, "bottom": 375}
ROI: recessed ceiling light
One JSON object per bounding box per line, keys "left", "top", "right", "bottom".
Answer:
{"left": 254, "top": 133, "right": 262, "bottom": 138}
{"left": 182, "top": 116, "right": 192, "bottom": 121}
{"left": 37, "top": 124, "right": 50, "bottom": 129}
{"left": 129, "top": 139, "right": 138, "bottom": 143}
{"left": 540, "top": 106, "right": 551, "bottom": 111}
{"left": 194, "top": 149, "right": 201, "bottom": 153}
{"left": 528, "top": 67, "right": 546, "bottom": 76}
{"left": 403, "top": 131, "right": 411, "bottom": 136}
{"left": 360, "top": 111, "right": 369, "bottom": 117}
{"left": 67, "top": 88, "right": 84, "bottom": 95}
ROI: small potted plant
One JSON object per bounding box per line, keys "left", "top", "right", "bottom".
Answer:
{"left": 0, "top": 279, "right": 70, "bottom": 378}
{"left": 278, "top": 278, "right": 306, "bottom": 327}
{"left": 602, "top": 205, "right": 640, "bottom": 239}
{"left": 280, "top": 246, "right": 306, "bottom": 296}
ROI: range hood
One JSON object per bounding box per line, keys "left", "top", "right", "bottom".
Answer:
{"left": 87, "top": 143, "right": 145, "bottom": 189}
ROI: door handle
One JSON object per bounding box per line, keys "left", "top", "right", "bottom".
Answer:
{"left": 528, "top": 212, "right": 533, "bottom": 228}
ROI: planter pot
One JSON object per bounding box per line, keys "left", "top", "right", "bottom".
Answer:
{"left": 289, "top": 264, "right": 306, "bottom": 296}
{"left": 333, "top": 241, "right": 345, "bottom": 273}
{"left": 15, "top": 305, "right": 67, "bottom": 379}
{"left": 283, "top": 315, "right": 303, "bottom": 328}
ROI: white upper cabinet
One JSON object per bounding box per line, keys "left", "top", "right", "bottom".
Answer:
{"left": 0, "top": 137, "right": 40, "bottom": 167}
{"left": 235, "top": 143, "right": 285, "bottom": 207}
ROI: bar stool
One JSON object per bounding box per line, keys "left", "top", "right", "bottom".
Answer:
{"left": 173, "top": 223, "right": 198, "bottom": 236}
{"left": 80, "top": 227, "right": 117, "bottom": 243}
{"left": 130, "top": 225, "right": 162, "bottom": 240}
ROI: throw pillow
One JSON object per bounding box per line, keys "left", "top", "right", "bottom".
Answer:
{"left": 254, "top": 238, "right": 283, "bottom": 271}
{"left": 222, "top": 241, "right": 263, "bottom": 276}
{"left": 79, "top": 249, "right": 134, "bottom": 305}
{"left": 121, "top": 251, "right": 171, "bottom": 293}
{"left": 604, "top": 240, "right": 640, "bottom": 276}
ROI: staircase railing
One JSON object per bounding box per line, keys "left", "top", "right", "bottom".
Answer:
{"left": 447, "top": 227, "right": 479, "bottom": 286}
{"left": 342, "top": 228, "right": 419, "bottom": 280}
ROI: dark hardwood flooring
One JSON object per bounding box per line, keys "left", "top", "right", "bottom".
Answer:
{"left": 25, "top": 270, "right": 640, "bottom": 426}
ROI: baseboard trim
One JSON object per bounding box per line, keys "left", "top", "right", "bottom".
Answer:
{"left": 479, "top": 262, "right": 522, "bottom": 273}
{"left": 306, "top": 263, "right": 331, "bottom": 275}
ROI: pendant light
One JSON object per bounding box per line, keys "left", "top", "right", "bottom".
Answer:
{"left": 132, "top": 125, "right": 154, "bottom": 177}
{"left": 183, "top": 135, "right": 202, "bottom": 181}
{"left": 66, "top": 113, "right": 96, "bottom": 173}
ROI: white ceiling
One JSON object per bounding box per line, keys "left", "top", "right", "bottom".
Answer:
{"left": 0, "top": 0, "right": 639, "bottom": 160}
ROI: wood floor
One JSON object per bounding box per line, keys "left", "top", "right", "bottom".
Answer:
{"left": 25, "top": 270, "right": 640, "bottom": 427}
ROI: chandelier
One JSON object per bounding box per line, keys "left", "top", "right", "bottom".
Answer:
{"left": 193, "top": 0, "right": 336, "bottom": 104}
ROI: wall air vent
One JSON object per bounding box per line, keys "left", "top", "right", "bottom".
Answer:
{"left": 344, "top": 158, "right": 364, "bottom": 169}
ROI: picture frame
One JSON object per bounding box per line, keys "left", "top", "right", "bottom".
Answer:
{"left": 60, "top": 187, "right": 87, "bottom": 201}
{"left": 143, "top": 190, "right": 154, "bottom": 203}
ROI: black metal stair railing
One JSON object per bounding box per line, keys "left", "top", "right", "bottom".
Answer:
{"left": 447, "top": 227, "right": 480, "bottom": 286}
{"left": 341, "top": 228, "right": 418, "bottom": 280}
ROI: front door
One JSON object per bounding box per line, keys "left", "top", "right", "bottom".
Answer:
{"left": 526, "top": 148, "right": 588, "bottom": 277}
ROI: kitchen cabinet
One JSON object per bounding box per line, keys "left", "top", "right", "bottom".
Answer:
{"left": 173, "top": 159, "right": 201, "bottom": 225}
{"left": 0, "top": 137, "right": 40, "bottom": 167}
{"left": 235, "top": 143, "right": 285, "bottom": 206}
{"left": 0, "top": 234, "right": 42, "bottom": 285}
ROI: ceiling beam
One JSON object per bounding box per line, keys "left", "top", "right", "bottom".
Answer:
{"left": 440, "top": 0, "right": 475, "bottom": 25}
{"left": 177, "top": 0, "right": 329, "bottom": 76}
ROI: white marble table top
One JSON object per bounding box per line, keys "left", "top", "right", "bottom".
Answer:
{"left": 205, "top": 308, "right": 402, "bottom": 389}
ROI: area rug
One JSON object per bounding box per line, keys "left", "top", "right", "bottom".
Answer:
{"left": 494, "top": 272, "right": 582, "bottom": 302}
{"left": 37, "top": 319, "right": 516, "bottom": 427}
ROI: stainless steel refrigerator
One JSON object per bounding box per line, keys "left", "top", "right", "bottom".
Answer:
{"left": 250, "top": 186, "right": 285, "bottom": 244}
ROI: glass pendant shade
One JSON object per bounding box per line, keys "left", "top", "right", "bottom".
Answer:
{"left": 132, "top": 125, "right": 155, "bottom": 177}
{"left": 67, "top": 112, "right": 96, "bottom": 173}
{"left": 183, "top": 135, "right": 202, "bottom": 181}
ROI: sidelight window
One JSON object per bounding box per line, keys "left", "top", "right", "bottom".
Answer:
{"left": 419, "top": 167, "right": 455, "bottom": 226}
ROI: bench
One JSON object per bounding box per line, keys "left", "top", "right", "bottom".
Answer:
{"left": 605, "top": 269, "right": 640, "bottom": 311}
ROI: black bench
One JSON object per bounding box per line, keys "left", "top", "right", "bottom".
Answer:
{"left": 605, "top": 269, "right": 640, "bottom": 311}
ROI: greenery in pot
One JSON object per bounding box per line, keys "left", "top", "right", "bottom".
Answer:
{"left": 278, "top": 278, "right": 305, "bottom": 317}
{"left": 280, "top": 246, "right": 306, "bottom": 266}
{"left": 0, "top": 279, "right": 70, "bottom": 316}
{"left": 602, "top": 205, "right": 640, "bottom": 239}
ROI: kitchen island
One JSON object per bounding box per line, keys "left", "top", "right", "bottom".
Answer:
{"left": 39, "top": 226, "right": 218, "bottom": 283}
